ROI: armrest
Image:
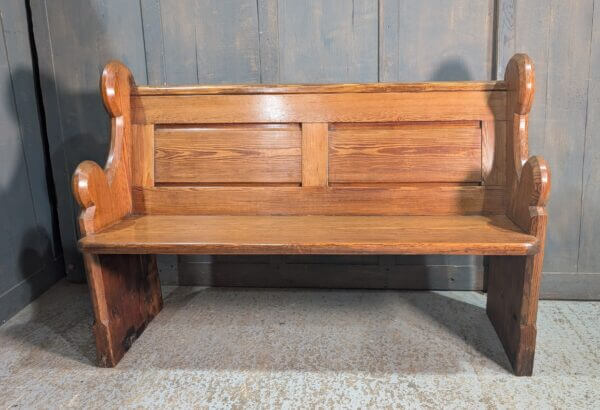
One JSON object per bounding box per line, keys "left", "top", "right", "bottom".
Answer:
{"left": 508, "top": 155, "right": 551, "bottom": 233}
{"left": 503, "top": 54, "right": 550, "bottom": 236}
{"left": 72, "top": 61, "right": 136, "bottom": 236}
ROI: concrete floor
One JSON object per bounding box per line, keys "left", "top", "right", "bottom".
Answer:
{"left": 0, "top": 280, "right": 599, "bottom": 408}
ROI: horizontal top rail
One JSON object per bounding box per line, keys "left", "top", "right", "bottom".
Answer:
{"left": 133, "top": 81, "right": 507, "bottom": 96}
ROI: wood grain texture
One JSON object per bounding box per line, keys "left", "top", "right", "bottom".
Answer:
{"left": 83, "top": 253, "right": 162, "bottom": 367}
{"left": 154, "top": 124, "right": 301, "bottom": 184}
{"left": 131, "top": 91, "right": 507, "bottom": 124}
{"left": 487, "top": 206, "right": 547, "bottom": 376}
{"left": 72, "top": 62, "right": 134, "bottom": 234}
{"left": 132, "top": 124, "right": 155, "bottom": 188}
{"left": 72, "top": 61, "right": 163, "bottom": 368}
{"left": 132, "top": 186, "right": 505, "bottom": 216}
{"left": 133, "top": 81, "right": 507, "bottom": 95}
{"left": 486, "top": 53, "right": 550, "bottom": 376}
{"left": 329, "top": 122, "right": 482, "bottom": 183}
{"left": 482, "top": 121, "right": 506, "bottom": 185}
{"left": 70, "top": 54, "right": 553, "bottom": 374}
{"left": 78, "top": 215, "right": 538, "bottom": 255}
{"left": 301, "top": 123, "right": 328, "bottom": 186}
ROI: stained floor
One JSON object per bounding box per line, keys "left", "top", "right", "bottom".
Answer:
{"left": 0, "top": 280, "right": 599, "bottom": 408}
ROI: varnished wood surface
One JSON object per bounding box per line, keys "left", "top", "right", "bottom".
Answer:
{"left": 329, "top": 122, "right": 482, "bottom": 183}
{"left": 131, "top": 91, "right": 507, "bottom": 124}
{"left": 78, "top": 215, "right": 538, "bottom": 255}
{"left": 482, "top": 120, "right": 506, "bottom": 185}
{"left": 71, "top": 55, "right": 552, "bottom": 374}
{"left": 486, "top": 53, "right": 549, "bottom": 376}
{"left": 83, "top": 253, "right": 162, "bottom": 367}
{"left": 131, "top": 124, "right": 154, "bottom": 188}
{"left": 132, "top": 186, "right": 505, "bottom": 216}
{"left": 72, "top": 61, "right": 135, "bottom": 235}
{"left": 133, "top": 81, "right": 507, "bottom": 95}
{"left": 72, "top": 61, "right": 164, "bottom": 369}
{"left": 154, "top": 124, "right": 301, "bottom": 184}
{"left": 301, "top": 123, "right": 328, "bottom": 186}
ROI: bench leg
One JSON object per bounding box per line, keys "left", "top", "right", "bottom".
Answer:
{"left": 83, "top": 253, "right": 163, "bottom": 367}
{"left": 486, "top": 253, "right": 543, "bottom": 376}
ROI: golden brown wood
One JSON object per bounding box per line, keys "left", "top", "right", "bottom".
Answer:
{"left": 78, "top": 215, "right": 538, "bottom": 256}
{"left": 72, "top": 61, "right": 162, "bottom": 368}
{"left": 72, "top": 55, "right": 549, "bottom": 374}
{"left": 154, "top": 124, "right": 301, "bottom": 184}
{"left": 132, "top": 124, "right": 155, "bottom": 188}
{"left": 486, "top": 53, "right": 551, "bottom": 376}
{"left": 329, "top": 122, "right": 482, "bottom": 183}
{"left": 301, "top": 123, "right": 329, "bottom": 186}
{"left": 134, "top": 81, "right": 507, "bottom": 96}
{"left": 83, "top": 253, "right": 162, "bottom": 367}
{"left": 72, "top": 61, "right": 134, "bottom": 234}
{"left": 482, "top": 120, "right": 506, "bottom": 185}
{"left": 132, "top": 186, "right": 505, "bottom": 216}
{"left": 487, "top": 208, "right": 547, "bottom": 376}
{"left": 131, "top": 91, "right": 507, "bottom": 124}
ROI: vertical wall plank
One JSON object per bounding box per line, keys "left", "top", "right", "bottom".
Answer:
{"left": 382, "top": 0, "right": 495, "bottom": 81}
{"left": 30, "top": 0, "right": 147, "bottom": 281}
{"left": 532, "top": 0, "right": 592, "bottom": 273}
{"left": 194, "top": 0, "right": 260, "bottom": 83}
{"left": 277, "top": 0, "right": 378, "bottom": 83}
{"left": 158, "top": 0, "right": 198, "bottom": 84}
{"left": 497, "top": 0, "right": 595, "bottom": 274}
{"left": 578, "top": 0, "right": 600, "bottom": 273}
{"left": 494, "top": 0, "right": 516, "bottom": 79}
{"left": 160, "top": 0, "right": 260, "bottom": 84}
{"left": 0, "top": 0, "right": 64, "bottom": 322}
{"left": 140, "top": 0, "right": 167, "bottom": 84}
{"left": 257, "top": 0, "right": 280, "bottom": 83}
{"left": 378, "top": 0, "right": 400, "bottom": 82}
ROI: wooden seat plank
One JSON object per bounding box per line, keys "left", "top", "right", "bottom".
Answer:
{"left": 79, "top": 215, "right": 538, "bottom": 255}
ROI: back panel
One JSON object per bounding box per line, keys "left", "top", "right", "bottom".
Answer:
{"left": 130, "top": 85, "right": 507, "bottom": 215}
{"left": 154, "top": 124, "right": 301, "bottom": 185}
{"left": 329, "top": 121, "right": 482, "bottom": 184}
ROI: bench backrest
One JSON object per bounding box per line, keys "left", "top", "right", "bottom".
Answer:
{"left": 102, "top": 56, "right": 533, "bottom": 217}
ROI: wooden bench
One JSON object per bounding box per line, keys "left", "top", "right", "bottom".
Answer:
{"left": 73, "top": 54, "right": 550, "bottom": 375}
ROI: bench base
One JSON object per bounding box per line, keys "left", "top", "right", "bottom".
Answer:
{"left": 84, "top": 253, "right": 162, "bottom": 367}
{"left": 83, "top": 252, "right": 542, "bottom": 375}
{"left": 487, "top": 254, "right": 542, "bottom": 376}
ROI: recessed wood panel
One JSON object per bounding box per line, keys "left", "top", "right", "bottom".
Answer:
{"left": 154, "top": 124, "right": 301, "bottom": 184}
{"left": 329, "top": 121, "right": 482, "bottom": 183}
{"left": 132, "top": 185, "right": 504, "bottom": 216}
{"left": 131, "top": 91, "right": 507, "bottom": 124}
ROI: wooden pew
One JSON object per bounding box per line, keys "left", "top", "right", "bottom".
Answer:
{"left": 72, "top": 54, "right": 549, "bottom": 375}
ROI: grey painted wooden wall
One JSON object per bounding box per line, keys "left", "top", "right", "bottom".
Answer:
{"left": 29, "top": 0, "right": 600, "bottom": 298}
{"left": 0, "top": 0, "right": 63, "bottom": 323}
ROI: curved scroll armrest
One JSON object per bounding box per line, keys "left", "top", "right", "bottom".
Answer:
{"left": 508, "top": 155, "right": 551, "bottom": 233}
{"left": 73, "top": 160, "right": 111, "bottom": 209}
{"left": 72, "top": 159, "right": 132, "bottom": 235}
{"left": 72, "top": 61, "right": 136, "bottom": 236}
